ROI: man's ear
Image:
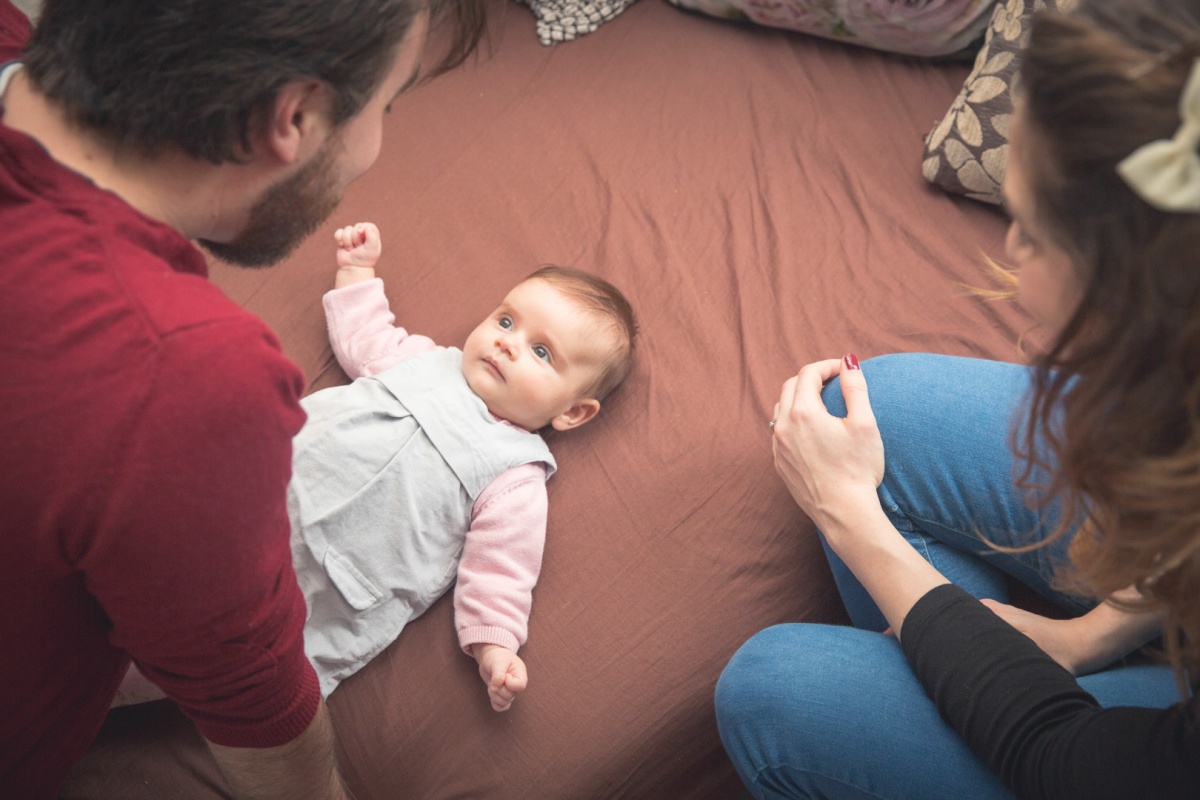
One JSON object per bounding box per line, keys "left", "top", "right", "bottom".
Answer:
{"left": 261, "top": 79, "right": 330, "bottom": 165}
{"left": 549, "top": 399, "right": 600, "bottom": 431}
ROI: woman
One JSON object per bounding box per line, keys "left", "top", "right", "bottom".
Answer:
{"left": 715, "top": 0, "right": 1200, "bottom": 797}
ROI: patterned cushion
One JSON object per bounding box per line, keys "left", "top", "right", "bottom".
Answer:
{"left": 922, "top": 0, "right": 1076, "bottom": 204}
{"left": 520, "top": 0, "right": 641, "bottom": 45}
{"left": 664, "top": 0, "right": 996, "bottom": 58}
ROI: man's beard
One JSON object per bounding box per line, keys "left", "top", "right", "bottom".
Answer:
{"left": 199, "top": 141, "right": 341, "bottom": 268}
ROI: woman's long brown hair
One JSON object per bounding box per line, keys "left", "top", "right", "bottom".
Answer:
{"left": 1015, "top": 0, "right": 1200, "bottom": 692}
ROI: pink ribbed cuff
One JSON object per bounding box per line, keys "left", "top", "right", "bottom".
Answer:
{"left": 458, "top": 625, "right": 521, "bottom": 655}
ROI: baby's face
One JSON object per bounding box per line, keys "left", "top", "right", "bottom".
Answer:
{"left": 462, "top": 279, "right": 608, "bottom": 431}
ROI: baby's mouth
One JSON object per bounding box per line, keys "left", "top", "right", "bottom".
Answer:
{"left": 483, "top": 356, "right": 504, "bottom": 380}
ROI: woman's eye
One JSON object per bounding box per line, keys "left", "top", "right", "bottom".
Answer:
{"left": 533, "top": 345, "right": 551, "bottom": 362}
{"left": 498, "top": 316, "right": 512, "bottom": 330}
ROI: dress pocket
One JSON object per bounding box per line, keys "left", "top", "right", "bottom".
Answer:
{"left": 322, "top": 548, "right": 386, "bottom": 611}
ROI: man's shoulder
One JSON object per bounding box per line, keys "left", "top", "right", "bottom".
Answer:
{"left": 6, "top": 185, "right": 276, "bottom": 354}
{"left": 0, "top": 194, "right": 303, "bottom": 452}
{"left": 0, "top": 2, "right": 32, "bottom": 61}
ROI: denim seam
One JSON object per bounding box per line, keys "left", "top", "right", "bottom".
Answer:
{"left": 900, "top": 509, "right": 1091, "bottom": 615}
{"left": 750, "top": 763, "right": 896, "bottom": 800}
{"left": 905, "top": 509, "right": 1044, "bottom": 571}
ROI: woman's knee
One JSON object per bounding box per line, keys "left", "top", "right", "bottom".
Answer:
{"left": 717, "top": 624, "right": 1016, "bottom": 800}
{"left": 716, "top": 624, "right": 896, "bottom": 736}
{"left": 716, "top": 625, "right": 795, "bottom": 724}
{"left": 821, "top": 353, "right": 1014, "bottom": 419}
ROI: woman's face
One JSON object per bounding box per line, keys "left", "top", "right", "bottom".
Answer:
{"left": 1004, "top": 109, "right": 1086, "bottom": 335}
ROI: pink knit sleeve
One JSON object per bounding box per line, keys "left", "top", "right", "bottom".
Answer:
{"left": 455, "top": 463, "right": 549, "bottom": 654}
{"left": 321, "top": 278, "right": 436, "bottom": 378}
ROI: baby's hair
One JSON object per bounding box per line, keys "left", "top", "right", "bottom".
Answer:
{"left": 524, "top": 266, "right": 637, "bottom": 401}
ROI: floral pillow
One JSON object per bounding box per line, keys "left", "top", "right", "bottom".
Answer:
{"left": 922, "top": 0, "right": 1076, "bottom": 204}
{"left": 519, "top": 0, "right": 641, "bottom": 45}
{"left": 665, "top": 0, "right": 996, "bottom": 58}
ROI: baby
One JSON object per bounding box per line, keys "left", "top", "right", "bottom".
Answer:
{"left": 115, "top": 222, "right": 637, "bottom": 712}
{"left": 293, "top": 221, "right": 637, "bottom": 710}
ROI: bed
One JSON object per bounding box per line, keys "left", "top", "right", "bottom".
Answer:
{"left": 60, "top": 0, "right": 1031, "bottom": 796}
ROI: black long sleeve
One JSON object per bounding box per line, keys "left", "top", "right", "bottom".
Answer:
{"left": 901, "top": 583, "right": 1200, "bottom": 799}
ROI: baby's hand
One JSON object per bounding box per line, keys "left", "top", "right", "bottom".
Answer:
{"left": 333, "top": 222, "right": 381, "bottom": 287}
{"left": 472, "top": 643, "right": 528, "bottom": 712}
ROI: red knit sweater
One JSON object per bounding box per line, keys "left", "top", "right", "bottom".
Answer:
{"left": 0, "top": 5, "right": 319, "bottom": 795}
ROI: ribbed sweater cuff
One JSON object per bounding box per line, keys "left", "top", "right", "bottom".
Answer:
{"left": 458, "top": 625, "right": 521, "bottom": 655}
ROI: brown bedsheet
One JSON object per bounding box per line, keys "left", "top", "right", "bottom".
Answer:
{"left": 61, "top": 1, "right": 1028, "bottom": 797}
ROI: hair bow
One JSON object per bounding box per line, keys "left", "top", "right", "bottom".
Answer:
{"left": 1117, "top": 58, "right": 1200, "bottom": 213}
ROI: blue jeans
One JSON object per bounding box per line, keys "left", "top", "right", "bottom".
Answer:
{"left": 716, "top": 354, "right": 1179, "bottom": 800}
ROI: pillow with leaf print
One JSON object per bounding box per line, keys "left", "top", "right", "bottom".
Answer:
{"left": 921, "top": 0, "right": 1076, "bottom": 204}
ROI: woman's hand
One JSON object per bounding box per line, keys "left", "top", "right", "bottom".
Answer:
{"left": 772, "top": 354, "right": 885, "bottom": 534}
{"left": 982, "top": 589, "right": 1163, "bottom": 676}
{"left": 774, "top": 354, "right": 949, "bottom": 636}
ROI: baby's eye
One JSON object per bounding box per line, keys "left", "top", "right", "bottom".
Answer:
{"left": 533, "top": 345, "right": 551, "bottom": 362}
{"left": 498, "top": 316, "right": 513, "bottom": 330}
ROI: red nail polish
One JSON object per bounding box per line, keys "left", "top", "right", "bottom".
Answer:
{"left": 844, "top": 353, "right": 860, "bottom": 371}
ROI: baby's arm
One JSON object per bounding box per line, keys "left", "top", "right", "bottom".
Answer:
{"left": 322, "top": 222, "right": 436, "bottom": 378}
{"left": 333, "top": 222, "right": 381, "bottom": 288}
{"left": 455, "top": 463, "right": 549, "bottom": 711}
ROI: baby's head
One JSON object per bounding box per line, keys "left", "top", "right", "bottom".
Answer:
{"left": 462, "top": 266, "right": 637, "bottom": 432}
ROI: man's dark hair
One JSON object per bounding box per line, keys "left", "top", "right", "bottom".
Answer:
{"left": 22, "top": 0, "right": 486, "bottom": 164}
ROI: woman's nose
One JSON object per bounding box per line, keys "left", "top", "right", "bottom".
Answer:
{"left": 1004, "top": 220, "right": 1020, "bottom": 263}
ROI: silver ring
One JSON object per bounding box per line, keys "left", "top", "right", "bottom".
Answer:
{"left": 769, "top": 419, "right": 777, "bottom": 430}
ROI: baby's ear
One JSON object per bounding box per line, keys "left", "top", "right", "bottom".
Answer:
{"left": 549, "top": 399, "right": 600, "bottom": 431}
